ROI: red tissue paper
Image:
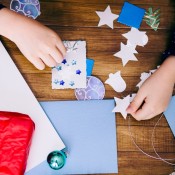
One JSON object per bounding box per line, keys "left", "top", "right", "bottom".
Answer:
{"left": 0, "top": 111, "right": 35, "bottom": 175}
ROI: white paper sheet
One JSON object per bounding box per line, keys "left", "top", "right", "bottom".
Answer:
{"left": 0, "top": 41, "right": 65, "bottom": 172}
{"left": 52, "top": 41, "right": 86, "bottom": 89}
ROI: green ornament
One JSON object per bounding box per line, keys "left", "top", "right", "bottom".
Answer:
{"left": 47, "top": 150, "right": 67, "bottom": 170}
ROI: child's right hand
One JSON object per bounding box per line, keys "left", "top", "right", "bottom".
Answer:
{"left": 127, "top": 56, "right": 175, "bottom": 121}
{"left": 0, "top": 8, "right": 66, "bottom": 70}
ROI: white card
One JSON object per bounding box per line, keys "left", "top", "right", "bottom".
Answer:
{"left": 52, "top": 41, "right": 86, "bottom": 89}
{"left": 0, "top": 41, "right": 65, "bottom": 172}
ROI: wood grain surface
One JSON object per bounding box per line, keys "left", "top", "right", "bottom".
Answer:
{"left": 1, "top": 0, "right": 175, "bottom": 174}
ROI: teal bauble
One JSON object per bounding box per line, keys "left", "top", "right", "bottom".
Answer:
{"left": 47, "top": 150, "right": 66, "bottom": 170}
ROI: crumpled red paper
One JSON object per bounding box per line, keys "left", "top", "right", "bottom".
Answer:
{"left": 0, "top": 111, "right": 35, "bottom": 175}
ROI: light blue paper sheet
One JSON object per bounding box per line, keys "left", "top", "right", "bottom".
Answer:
{"left": 26, "top": 100, "right": 118, "bottom": 174}
{"left": 164, "top": 96, "right": 175, "bottom": 137}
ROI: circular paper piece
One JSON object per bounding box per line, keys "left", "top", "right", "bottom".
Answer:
{"left": 75, "top": 76, "right": 105, "bottom": 100}
{"left": 10, "top": 0, "right": 40, "bottom": 19}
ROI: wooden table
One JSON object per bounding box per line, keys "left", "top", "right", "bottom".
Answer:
{"left": 1, "top": 0, "right": 175, "bottom": 174}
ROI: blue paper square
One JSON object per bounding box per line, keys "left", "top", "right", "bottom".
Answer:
{"left": 25, "top": 100, "right": 118, "bottom": 174}
{"left": 117, "top": 2, "right": 146, "bottom": 29}
{"left": 86, "top": 58, "right": 94, "bottom": 76}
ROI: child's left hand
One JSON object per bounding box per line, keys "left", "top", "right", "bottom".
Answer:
{"left": 126, "top": 56, "right": 175, "bottom": 121}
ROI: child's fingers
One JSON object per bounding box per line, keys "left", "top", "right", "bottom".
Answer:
{"left": 49, "top": 47, "right": 64, "bottom": 63}
{"left": 56, "top": 41, "right": 66, "bottom": 57}
{"left": 131, "top": 102, "right": 154, "bottom": 121}
{"left": 28, "top": 56, "right": 45, "bottom": 70}
{"left": 40, "top": 54, "right": 57, "bottom": 67}
{"left": 126, "top": 93, "right": 145, "bottom": 114}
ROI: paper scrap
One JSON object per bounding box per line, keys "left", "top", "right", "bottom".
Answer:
{"left": 123, "top": 27, "right": 148, "bottom": 47}
{"left": 0, "top": 41, "right": 65, "bottom": 172}
{"left": 52, "top": 41, "right": 86, "bottom": 89}
{"left": 114, "top": 42, "right": 138, "bottom": 66}
{"left": 117, "top": 2, "right": 146, "bottom": 29}
{"left": 96, "top": 5, "right": 119, "bottom": 29}
{"left": 86, "top": 58, "right": 94, "bottom": 76}
{"left": 105, "top": 71, "right": 126, "bottom": 93}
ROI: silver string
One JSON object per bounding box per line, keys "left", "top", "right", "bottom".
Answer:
{"left": 128, "top": 114, "right": 175, "bottom": 163}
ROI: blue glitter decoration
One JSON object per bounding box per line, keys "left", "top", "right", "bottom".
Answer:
{"left": 62, "top": 59, "right": 67, "bottom": 64}
{"left": 60, "top": 80, "right": 65, "bottom": 85}
{"left": 54, "top": 79, "right": 59, "bottom": 85}
{"left": 76, "top": 70, "right": 81, "bottom": 75}
{"left": 69, "top": 81, "right": 75, "bottom": 86}
{"left": 72, "top": 60, "right": 77, "bottom": 65}
{"left": 10, "top": 0, "right": 41, "bottom": 19}
{"left": 55, "top": 66, "right": 62, "bottom": 71}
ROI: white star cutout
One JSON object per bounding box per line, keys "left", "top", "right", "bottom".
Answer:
{"left": 114, "top": 43, "right": 138, "bottom": 66}
{"left": 122, "top": 27, "right": 148, "bottom": 47}
{"left": 96, "top": 5, "right": 119, "bottom": 29}
{"left": 112, "top": 95, "right": 130, "bottom": 119}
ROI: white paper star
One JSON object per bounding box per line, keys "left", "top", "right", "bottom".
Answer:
{"left": 122, "top": 27, "right": 148, "bottom": 47}
{"left": 114, "top": 43, "right": 138, "bottom": 66}
{"left": 96, "top": 5, "right": 119, "bottom": 29}
{"left": 105, "top": 71, "right": 126, "bottom": 92}
{"left": 112, "top": 95, "right": 130, "bottom": 119}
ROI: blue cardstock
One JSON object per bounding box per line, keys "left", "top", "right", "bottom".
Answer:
{"left": 26, "top": 100, "right": 118, "bottom": 174}
{"left": 117, "top": 2, "right": 146, "bottom": 29}
{"left": 86, "top": 58, "right": 94, "bottom": 76}
{"left": 164, "top": 96, "right": 175, "bottom": 137}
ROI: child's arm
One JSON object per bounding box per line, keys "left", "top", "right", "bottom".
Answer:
{"left": 127, "top": 56, "right": 175, "bottom": 121}
{"left": 0, "top": 8, "right": 66, "bottom": 70}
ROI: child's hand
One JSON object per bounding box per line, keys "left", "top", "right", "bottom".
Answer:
{"left": 127, "top": 56, "right": 175, "bottom": 121}
{"left": 0, "top": 8, "right": 66, "bottom": 70}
